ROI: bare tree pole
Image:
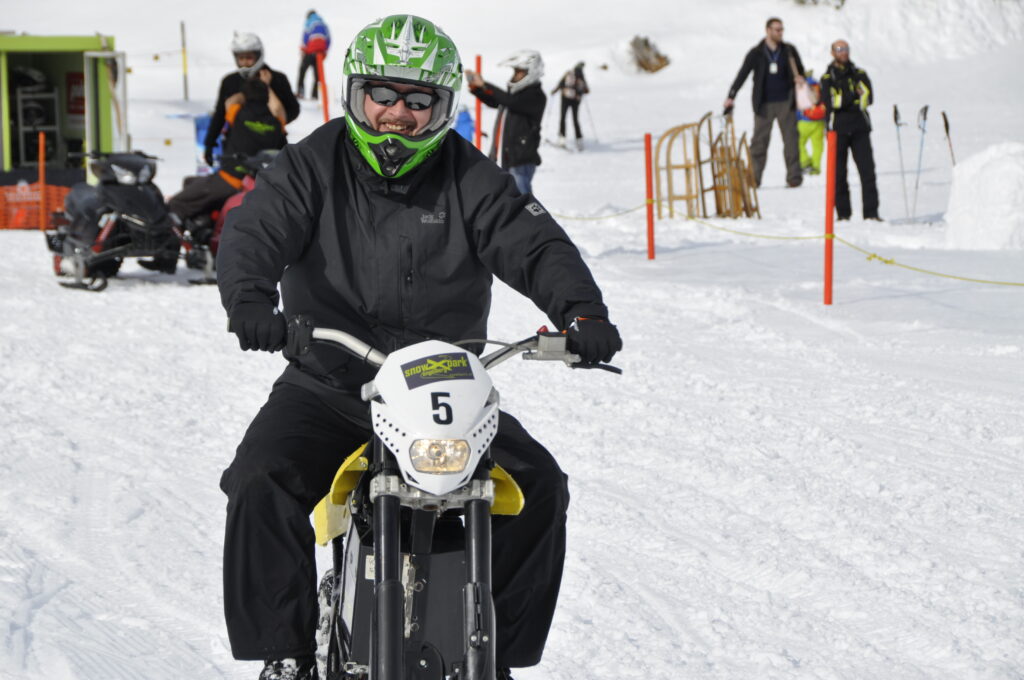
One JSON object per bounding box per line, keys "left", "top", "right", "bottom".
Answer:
{"left": 181, "top": 21, "right": 189, "bottom": 101}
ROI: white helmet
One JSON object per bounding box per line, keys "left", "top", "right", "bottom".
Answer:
{"left": 231, "top": 32, "right": 265, "bottom": 78}
{"left": 499, "top": 50, "right": 543, "bottom": 94}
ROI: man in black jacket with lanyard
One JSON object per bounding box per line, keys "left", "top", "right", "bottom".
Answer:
{"left": 203, "top": 32, "right": 300, "bottom": 168}
{"left": 821, "top": 39, "right": 881, "bottom": 221}
{"left": 724, "top": 17, "right": 806, "bottom": 188}
{"left": 464, "top": 50, "right": 546, "bottom": 195}
{"left": 216, "top": 15, "right": 620, "bottom": 680}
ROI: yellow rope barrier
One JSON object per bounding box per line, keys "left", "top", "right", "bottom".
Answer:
{"left": 831, "top": 235, "right": 1024, "bottom": 287}
{"left": 551, "top": 203, "right": 647, "bottom": 221}
{"left": 549, "top": 200, "right": 1024, "bottom": 287}
{"left": 683, "top": 215, "right": 823, "bottom": 241}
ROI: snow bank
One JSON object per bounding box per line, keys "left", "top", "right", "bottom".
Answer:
{"left": 945, "top": 143, "right": 1024, "bottom": 250}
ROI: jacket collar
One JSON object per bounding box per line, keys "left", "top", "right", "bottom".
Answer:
{"left": 829, "top": 59, "right": 857, "bottom": 77}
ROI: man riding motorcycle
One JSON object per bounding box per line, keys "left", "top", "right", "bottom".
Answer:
{"left": 216, "top": 15, "right": 622, "bottom": 680}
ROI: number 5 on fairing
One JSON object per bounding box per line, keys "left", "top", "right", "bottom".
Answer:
{"left": 431, "top": 391, "right": 453, "bottom": 424}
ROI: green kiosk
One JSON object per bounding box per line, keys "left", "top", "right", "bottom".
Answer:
{"left": 0, "top": 33, "right": 127, "bottom": 189}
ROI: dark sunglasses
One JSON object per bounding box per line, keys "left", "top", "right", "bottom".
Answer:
{"left": 367, "top": 84, "right": 438, "bottom": 111}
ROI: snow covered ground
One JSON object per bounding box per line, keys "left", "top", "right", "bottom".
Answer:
{"left": 2, "top": 1, "right": 1023, "bottom": 678}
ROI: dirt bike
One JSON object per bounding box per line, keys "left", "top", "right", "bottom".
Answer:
{"left": 45, "top": 151, "right": 181, "bottom": 291}
{"left": 287, "top": 318, "right": 620, "bottom": 680}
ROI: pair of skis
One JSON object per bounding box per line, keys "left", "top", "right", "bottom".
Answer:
{"left": 893, "top": 105, "right": 956, "bottom": 221}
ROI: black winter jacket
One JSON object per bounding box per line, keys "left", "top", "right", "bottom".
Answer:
{"left": 728, "top": 40, "right": 805, "bottom": 112}
{"left": 217, "top": 119, "right": 608, "bottom": 397}
{"left": 203, "top": 67, "right": 300, "bottom": 153}
{"left": 471, "top": 81, "right": 545, "bottom": 169}
{"left": 221, "top": 102, "right": 287, "bottom": 178}
{"left": 821, "top": 60, "right": 874, "bottom": 133}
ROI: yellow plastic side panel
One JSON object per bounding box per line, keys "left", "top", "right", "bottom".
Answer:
{"left": 329, "top": 444, "right": 370, "bottom": 504}
{"left": 313, "top": 447, "right": 524, "bottom": 545}
{"left": 313, "top": 495, "right": 351, "bottom": 546}
{"left": 491, "top": 464, "right": 524, "bottom": 516}
{"left": 313, "top": 444, "right": 369, "bottom": 546}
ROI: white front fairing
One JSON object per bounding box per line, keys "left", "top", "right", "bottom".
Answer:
{"left": 369, "top": 340, "right": 499, "bottom": 496}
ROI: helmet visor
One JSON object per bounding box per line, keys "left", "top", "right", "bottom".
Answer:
{"left": 367, "top": 85, "right": 439, "bottom": 111}
{"left": 347, "top": 76, "right": 454, "bottom": 137}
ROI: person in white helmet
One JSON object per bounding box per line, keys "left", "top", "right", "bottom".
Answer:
{"left": 203, "top": 32, "right": 300, "bottom": 167}
{"left": 464, "top": 50, "right": 546, "bottom": 195}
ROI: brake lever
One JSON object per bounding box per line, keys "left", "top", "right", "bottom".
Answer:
{"left": 571, "top": 361, "right": 623, "bottom": 375}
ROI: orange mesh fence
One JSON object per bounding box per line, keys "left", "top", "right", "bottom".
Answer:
{"left": 0, "top": 183, "right": 71, "bottom": 230}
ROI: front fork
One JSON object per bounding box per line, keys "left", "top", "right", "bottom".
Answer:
{"left": 369, "top": 438, "right": 497, "bottom": 680}
{"left": 462, "top": 496, "right": 496, "bottom": 680}
{"left": 372, "top": 439, "right": 404, "bottom": 680}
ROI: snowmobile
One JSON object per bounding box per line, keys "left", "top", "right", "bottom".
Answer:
{"left": 45, "top": 151, "right": 181, "bottom": 291}
{"left": 288, "top": 318, "right": 619, "bottom": 680}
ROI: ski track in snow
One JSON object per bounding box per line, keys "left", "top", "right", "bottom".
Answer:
{"left": 2, "top": 0, "right": 1024, "bottom": 677}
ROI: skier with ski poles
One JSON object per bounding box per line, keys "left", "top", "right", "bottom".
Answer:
{"left": 550, "top": 61, "right": 589, "bottom": 150}
{"left": 821, "top": 39, "right": 881, "bottom": 221}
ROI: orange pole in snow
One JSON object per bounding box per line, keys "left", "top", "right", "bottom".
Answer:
{"left": 474, "top": 55, "right": 482, "bottom": 150}
{"left": 316, "top": 53, "right": 329, "bottom": 123}
{"left": 824, "top": 130, "right": 837, "bottom": 305}
{"left": 38, "top": 131, "right": 46, "bottom": 230}
{"left": 645, "top": 133, "right": 655, "bottom": 260}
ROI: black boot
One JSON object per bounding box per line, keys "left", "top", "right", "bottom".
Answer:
{"left": 258, "top": 657, "right": 317, "bottom": 680}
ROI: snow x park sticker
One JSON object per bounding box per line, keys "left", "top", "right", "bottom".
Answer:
{"left": 401, "top": 353, "right": 474, "bottom": 389}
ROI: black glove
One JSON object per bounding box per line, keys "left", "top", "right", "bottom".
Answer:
{"left": 228, "top": 303, "right": 286, "bottom": 352}
{"left": 566, "top": 316, "right": 622, "bottom": 364}
{"left": 203, "top": 146, "right": 215, "bottom": 167}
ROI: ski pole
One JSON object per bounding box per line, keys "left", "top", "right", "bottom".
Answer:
{"left": 893, "top": 105, "right": 910, "bottom": 220}
{"left": 911, "top": 105, "right": 928, "bottom": 221}
{"left": 941, "top": 111, "right": 956, "bottom": 166}
{"left": 583, "top": 97, "right": 600, "bottom": 144}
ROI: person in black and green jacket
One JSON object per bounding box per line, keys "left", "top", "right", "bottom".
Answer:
{"left": 821, "top": 39, "right": 881, "bottom": 221}
{"left": 166, "top": 78, "right": 286, "bottom": 227}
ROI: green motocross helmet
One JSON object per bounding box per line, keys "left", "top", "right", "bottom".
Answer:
{"left": 343, "top": 15, "right": 463, "bottom": 178}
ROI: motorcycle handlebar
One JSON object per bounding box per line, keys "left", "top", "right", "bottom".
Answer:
{"left": 287, "top": 316, "right": 622, "bottom": 374}
{"left": 288, "top": 315, "right": 386, "bottom": 367}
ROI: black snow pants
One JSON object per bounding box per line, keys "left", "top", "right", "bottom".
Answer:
{"left": 833, "top": 114, "right": 879, "bottom": 219}
{"left": 558, "top": 97, "right": 582, "bottom": 139}
{"left": 167, "top": 173, "right": 237, "bottom": 223}
{"left": 219, "top": 379, "right": 570, "bottom": 669}
{"left": 296, "top": 52, "right": 321, "bottom": 99}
